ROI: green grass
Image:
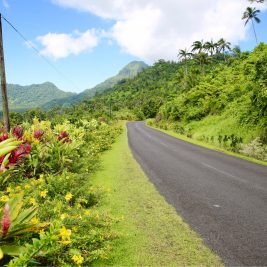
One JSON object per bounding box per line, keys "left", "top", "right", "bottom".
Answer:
{"left": 91, "top": 123, "right": 223, "bottom": 266}
{"left": 147, "top": 124, "right": 267, "bottom": 167}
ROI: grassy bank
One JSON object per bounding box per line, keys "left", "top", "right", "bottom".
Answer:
{"left": 147, "top": 123, "right": 267, "bottom": 167}
{"left": 91, "top": 123, "right": 223, "bottom": 266}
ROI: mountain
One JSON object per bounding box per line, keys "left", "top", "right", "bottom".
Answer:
{"left": 80, "top": 61, "right": 149, "bottom": 98}
{"left": 0, "top": 82, "right": 76, "bottom": 111}
{"left": 0, "top": 61, "right": 148, "bottom": 111}
{"left": 42, "top": 61, "right": 149, "bottom": 109}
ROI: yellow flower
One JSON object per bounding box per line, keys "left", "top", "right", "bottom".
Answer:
{"left": 24, "top": 184, "right": 31, "bottom": 190}
{"left": 65, "top": 193, "right": 73, "bottom": 201}
{"left": 59, "top": 226, "right": 71, "bottom": 245}
{"left": 39, "top": 190, "right": 48, "bottom": 198}
{"left": 30, "top": 217, "right": 39, "bottom": 224}
{"left": 0, "top": 195, "right": 9, "bottom": 203}
{"left": 29, "top": 197, "right": 37, "bottom": 206}
{"left": 15, "top": 186, "right": 21, "bottom": 191}
{"left": 6, "top": 187, "right": 12, "bottom": 193}
{"left": 60, "top": 213, "right": 67, "bottom": 220}
{"left": 84, "top": 210, "right": 91, "bottom": 216}
{"left": 39, "top": 229, "right": 45, "bottom": 236}
{"left": 72, "top": 255, "right": 84, "bottom": 265}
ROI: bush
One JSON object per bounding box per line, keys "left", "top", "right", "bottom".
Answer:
{"left": 240, "top": 137, "right": 267, "bottom": 160}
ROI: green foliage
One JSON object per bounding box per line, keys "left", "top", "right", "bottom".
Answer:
{"left": 0, "top": 112, "right": 122, "bottom": 266}
{"left": 82, "top": 43, "right": 267, "bottom": 160}
{"left": 0, "top": 82, "right": 75, "bottom": 111}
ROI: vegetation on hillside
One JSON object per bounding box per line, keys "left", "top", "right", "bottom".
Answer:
{"left": 1, "top": 82, "right": 75, "bottom": 111}
{"left": 81, "top": 43, "right": 267, "bottom": 161}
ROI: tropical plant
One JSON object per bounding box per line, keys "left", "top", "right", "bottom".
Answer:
{"left": 217, "top": 38, "right": 231, "bottom": 60}
{"left": 193, "top": 52, "right": 210, "bottom": 74}
{"left": 242, "top": 7, "right": 261, "bottom": 44}
{"left": 178, "top": 49, "right": 192, "bottom": 75}
{"left": 204, "top": 40, "right": 216, "bottom": 56}
{"left": 0, "top": 194, "right": 47, "bottom": 260}
{"left": 191, "top": 40, "right": 205, "bottom": 54}
{"left": 232, "top": 46, "right": 242, "bottom": 58}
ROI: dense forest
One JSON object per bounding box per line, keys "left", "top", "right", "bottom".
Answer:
{"left": 73, "top": 42, "right": 267, "bottom": 160}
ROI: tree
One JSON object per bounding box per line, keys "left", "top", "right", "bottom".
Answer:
{"left": 204, "top": 40, "right": 216, "bottom": 56}
{"left": 191, "top": 40, "right": 205, "bottom": 54}
{"left": 193, "top": 52, "right": 210, "bottom": 74}
{"left": 178, "top": 49, "right": 192, "bottom": 75}
{"left": 242, "top": 7, "right": 261, "bottom": 44}
{"left": 217, "top": 38, "right": 231, "bottom": 61}
{"left": 232, "top": 46, "right": 242, "bottom": 58}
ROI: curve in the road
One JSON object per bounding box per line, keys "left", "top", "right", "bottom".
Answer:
{"left": 127, "top": 121, "right": 267, "bottom": 266}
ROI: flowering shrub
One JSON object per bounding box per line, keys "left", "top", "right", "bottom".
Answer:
{"left": 240, "top": 137, "right": 267, "bottom": 160}
{"left": 0, "top": 117, "right": 122, "bottom": 266}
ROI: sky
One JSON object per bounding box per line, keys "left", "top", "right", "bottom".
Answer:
{"left": 0, "top": 0, "right": 267, "bottom": 93}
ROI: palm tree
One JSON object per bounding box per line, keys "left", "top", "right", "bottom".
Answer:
{"left": 204, "top": 40, "right": 216, "bottom": 56}
{"left": 178, "top": 49, "right": 192, "bottom": 75}
{"left": 191, "top": 40, "right": 204, "bottom": 54}
{"left": 242, "top": 7, "right": 261, "bottom": 44}
{"left": 217, "top": 38, "right": 231, "bottom": 61}
{"left": 217, "top": 38, "right": 231, "bottom": 53}
{"left": 178, "top": 48, "right": 192, "bottom": 61}
{"left": 232, "top": 46, "right": 242, "bottom": 58}
{"left": 193, "top": 52, "right": 210, "bottom": 74}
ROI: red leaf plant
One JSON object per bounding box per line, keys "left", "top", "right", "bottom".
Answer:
{"left": 58, "top": 131, "right": 71, "bottom": 143}
{"left": 1, "top": 204, "right": 11, "bottom": 237}
{"left": 0, "top": 133, "right": 9, "bottom": 142}
{"left": 8, "top": 143, "right": 31, "bottom": 165}
{"left": 33, "top": 129, "right": 44, "bottom": 140}
{"left": 12, "top": 127, "right": 23, "bottom": 140}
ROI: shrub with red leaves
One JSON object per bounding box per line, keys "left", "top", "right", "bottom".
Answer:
{"left": 34, "top": 129, "right": 44, "bottom": 140}
{"left": 0, "top": 133, "right": 9, "bottom": 142}
{"left": 58, "top": 131, "right": 71, "bottom": 143}
{"left": 1, "top": 204, "right": 11, "bottom": 237}
{"left": 9, "top": 143, "right": 31, "bottom": 165}
{"left": 12, "top": 127, "right": 23, "bottom": 140}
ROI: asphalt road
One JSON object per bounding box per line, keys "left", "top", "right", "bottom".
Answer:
{"left": 127, "top": 121, "right": 267, "bottom": 266}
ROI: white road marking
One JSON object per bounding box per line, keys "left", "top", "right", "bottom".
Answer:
{"left": 213, "top": 204, "right": 221, "bottom": 208}
{"left": 201, "top": 162, "right": 247, "bottom": 184}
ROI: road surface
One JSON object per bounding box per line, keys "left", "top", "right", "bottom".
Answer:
{"left": 127, "top": 121, "right": 267, "bottom": 266}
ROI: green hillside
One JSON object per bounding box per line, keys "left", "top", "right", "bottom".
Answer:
{"left": 80, "top": 61, "right": 149, "bottom": 98}
{"left": 83, "top": 43, "right": 267, "bottom": 159}
{"left": 1, "top": 82, "right": 76, "bottom": 111}
{"left": 42, "top": 61, "right": 148, "bottom": 109}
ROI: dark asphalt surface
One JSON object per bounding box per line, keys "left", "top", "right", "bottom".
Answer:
{"left": 127, "top": 121, "right": 267, "bottom": 266}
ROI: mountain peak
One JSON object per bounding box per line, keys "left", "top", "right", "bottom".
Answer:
{"left": 118, "top": 61, "right": 149, "bottom": 77}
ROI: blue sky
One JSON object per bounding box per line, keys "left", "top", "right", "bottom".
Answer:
{"left": 1, "top": 0, "right": 267, "bottom": 93}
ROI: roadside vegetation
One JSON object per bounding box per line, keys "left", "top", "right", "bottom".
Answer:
{"left": 0, "top": 108, "right": 122, "bottom": 266}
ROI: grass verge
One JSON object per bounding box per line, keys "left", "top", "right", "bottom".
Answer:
{"left": 91, "top": 123, "right": 223, "bottom": 266}
{"left": 147, "top": 124, "right": 267, "bottom": 167}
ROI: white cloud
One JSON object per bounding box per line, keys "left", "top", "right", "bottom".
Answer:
{"left": 3, "top": 0, "right": 9, "bottom": 8}
{"left": 52, "top": 0, "right": 267, "bottom": 62}
{"left": 36, "top": 29, "right": 99, "bottom": 60}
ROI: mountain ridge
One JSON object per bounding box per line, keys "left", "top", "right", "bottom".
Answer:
{"left": 1, "top": 61, "right": 148, "bottom": 111}
{"left": 42, "top": 61, "right": 148, "bottom": 109}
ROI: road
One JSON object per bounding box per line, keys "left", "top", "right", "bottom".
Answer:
{"left": 127, "top": 121, "right": 267, "bottom": 266}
